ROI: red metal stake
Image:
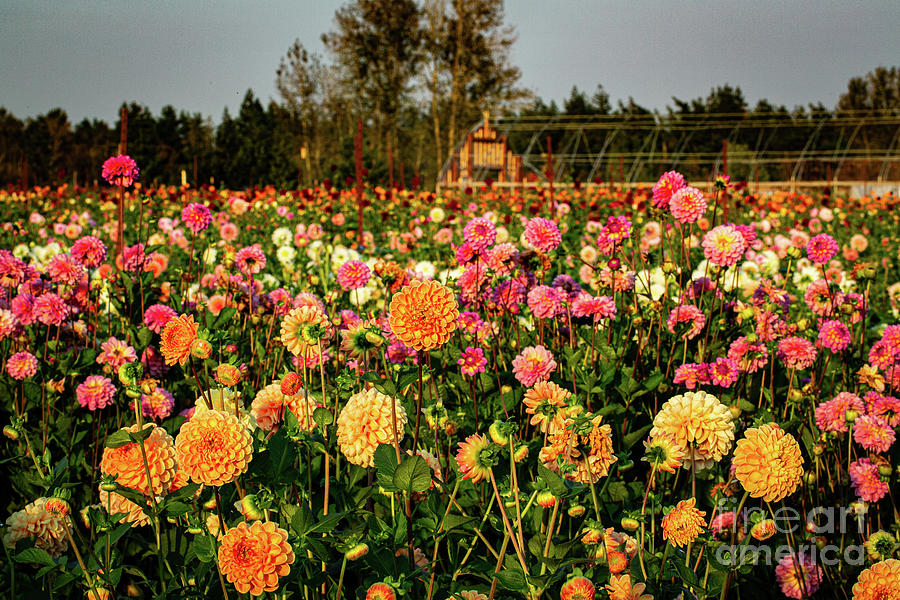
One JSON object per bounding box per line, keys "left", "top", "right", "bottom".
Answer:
{"left": 355, "top": 119, "right": 364, "bottom": 248}
{"left": 117, "top": 107, "right": 128, "bottom": 265}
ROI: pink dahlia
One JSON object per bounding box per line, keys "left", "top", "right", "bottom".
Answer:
{"left": 669, "top": 186, "right": 707, "bottom": 224}
{"left": 806, "top": 234, "right": 839, "bottom": 264}
{"left": 181, "top": 203, "right": 212, "bottom": 235}
{"left": 76, "top": 376, "right": 116, "bottom": 411}
{"left": 853, "top": 414, "right": 895, "bottom": 453}
{"left": 143, "top": 304, "right": 177, "bottom": 334}
{"left": 0, "top": 309, "right": 19, "bottom": 340}
{"left": 866, "top": 392, "right": 900, "bottom": 428}
{"left": 101, "top": 154, "right": 139, "bottom": 187}
{"left": 702, "top": 225, "right": 746, "bottom": 266}
{"left": 512, "top": 345, "right": 556, "bottom": 387}
{"left": 462, "top": 217, "right": 496, "bottom": 254}
{"left": 96, "top": 337, "right": 137, "bottom": 371}
{"left": 33, "top": 293, "right": 69, "bottom": 326}
{"left": 524, "top": 217, "right": 562, "bottom": 253}
{"left": 140, "top": 386, "right": 175, "bottom": 420}
{"left": 849, "top": 458, "right": 888, "bottom": 502}
{"left": 527, "top": 285, "right": 563, "bottom": 319}
{"left": 775, "top": 553, "right": 823, "bottom": 600}
{"left": 6, "top": 351, "right": 38, "bottom": 379}
{"left": 815, "top": 392, "right": 864, "bottom": 433}
{"left": 458, "top": 346, "right": 487, "bottom": 377}
{"left": 47, "top": 254, "right": 85, "bottom": 286}
{"left": 777, "top": 336, "right": 816, "bottom": 370}
{"left": 728, "top": 336, "right": 768, "bottom": 373}
{"left": 652, "top": 171, "right": 686, "bottom": 210}
{"left": 0, "top": 250, "right": 27, "bottom": 288}
{"left": 804, "top": 278, "right": 841, "bottom": 317}
{"left": 709, "top": 357, "right": 739, "bottom": 388}
{"left": 11, "top": 293, "right": 36, "bottom": 325}
{"left": 70, "top": 236, "right": 107, "bottom": 268}
{"left": 817, "top": 319, "right": 851, "bottom": 353}
{"left": 673, "top": 363, "right": 709, "bottom": 389}
{"left": 667, "top": 304, "right": 706, "bottom": 340}
{"left": 571, "top": 293, "right": 616, "bottom": 321}
{"left": 235, "top": 245, "right": 266, "bottom": 275}
{"left": 596, "top": 216, "right": 632, "bottom": 254}
{"left": 337, "top": 260, "right": 371, "bottom": 291}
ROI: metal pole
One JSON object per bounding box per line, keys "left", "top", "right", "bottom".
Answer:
{"left": 546, "top": 136, "right": 554, "bottom": 215}
{"left": 117, "top": 107, "right": 128, "bottom": 265}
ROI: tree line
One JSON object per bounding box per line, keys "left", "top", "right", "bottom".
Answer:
{"left": 0, "top": 0, "right": 897, "bottom": 189}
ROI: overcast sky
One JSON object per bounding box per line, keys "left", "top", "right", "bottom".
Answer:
{"left": 1, "top": 0, "right": 898, "bottom": 124}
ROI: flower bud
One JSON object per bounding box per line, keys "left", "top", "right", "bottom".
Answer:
{"left": 280, "top": 372, "right": 303, "bottom": 396}
{"left": 489, "top": 421, "right": 511, "bottom": 446}
{"left": 190, "top": 339, "right": 212, "bottom": 360}
{"left": 845, "top": 409, "right": 859, "bottom": 423}
{"left": 345, "top": 543, "right": 369, "bottom": 561}
{"left": 750, "top": 519, "right": 776, "bottom": 541}
{"left": 568, "top": 504, "right": 586, "bottom": 518}
{"left": 536, "top": 490, "right": 557, "bottom": 508}
{"left": 99, "top": 476, "right": 118, "bottom": 493}
{"left": 238, "top": 495, "right": 265, "bottom": 521}
{"left": 620, "top": 517, "right": 640, "bottom": 532}
{"left": 513, "top": 443, "right": 529, "bottom": 463}
{"left": 203, "top": 496, "right": 217, "bottom": 511}
{"left": 215, "top": 364, "right": 242, "bottom": 387}
{"left": 3, "top": 423, "right": 20, "bottom": 441}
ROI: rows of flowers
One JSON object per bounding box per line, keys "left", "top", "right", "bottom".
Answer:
{"left": 2, "top": 157, "right": 900, "bottom": 599}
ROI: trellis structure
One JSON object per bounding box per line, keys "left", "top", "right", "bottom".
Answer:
{"left": 438, "top": 110, "right": 900, "bottom": 191}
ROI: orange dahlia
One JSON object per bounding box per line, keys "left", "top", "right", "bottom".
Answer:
{"left": 160, "top": 314, "right": 199, "bottom": 366}
{"left": 455, "top": 433, "right": 495, "bottom": 483}
{"left": 852, "top": 558, "right": 900, "bottom": 599}
{"left": 642, "top": 433, "right": 685, "bottom": 474}
{"left": 523, "top": 381, "right": 572, "bottom": 434}
{"left": 280, "top": 305, "right": 332, "bottom": 357}
{"left": 218, "top": 521, "right": 294, "bottom": 596}
{"left": 733, "top": 423, "right": 804, "bottom": 502}
{"left": 650, "top": 391, "right": 734, "bottom": 470}
{"left": 560, "top": 576, "right": 596, "bottom": 600}
{"left": 337, "top": 388, "right": 407, "bottom": 467}
{"left": 661, "top": 497, "right": 706, "bottom": 547}
{"left": 98, "top": 487, "right": 151, "bottom": 528}
{"left": 100, "top": 424, "right": 177, "bottom": 496}
{"left": 2, "top": 497, "right": 69, "bottom": 557}
{"left": 175, "top": 410, "right": 253, "bottom": 486}
{"left": 250, "top": 381, "right": 317, "bottom": 432}
{"left": 388, "top": 279, "right": 459, "bottom": 351}
{"left": 539, "top": 414, "right": 617, "bottom": 484}
{"left": 366, "top": 583, "right": 397, "bottom": 600}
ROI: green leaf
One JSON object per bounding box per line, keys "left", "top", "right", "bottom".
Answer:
{"left": 165, "top": 502, "right": 191, "bottom": 518}
{"left": 373, "top": 444, "right": 400, "bottom": 492}
{"left": 137, "top": 327, "right": 153, "bottom": 349}
{"left": 496, "top": 566, "right": 528, "bottom": 592}
{"left": 193, "top": 536, "right": 215, "bottom": 563}
{"left": 642, "top": 369, "right": 665, "bottom": 390}
{"left": 674, "top": 557, "right": 705, "bottom": 593}
{"left": 15, "top": 547, "right": 56, "bottom": 566}
{"left": 312, "top": 407, "right": 333, "bottom": 429}
{"left": 622, "top": 425, "right": 652, "bottom": 449}
{"left": 306, "top": 511, "right": 346, "bottom": 534}
{"left": 393, "top": 456, "right": 431, "bottom": 494}
{"left": 212, "top": 306, "right": 237, "bottom": 330}
{"left": 596, "top": 403, "right": 626, "bottom": 417}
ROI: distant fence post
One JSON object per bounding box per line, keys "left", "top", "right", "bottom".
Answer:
{"left": 546, "top": 136, "right": 554, "bottom": 215}
{"left": 355, "top": 119, "right": 364, "bottom": 248}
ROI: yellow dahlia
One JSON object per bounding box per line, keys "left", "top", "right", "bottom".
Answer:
{"left": 539, "top": 414, "right": 617, "bottom": 484}
{"left": 337, "top": 388, "right": 407, "bottom": 467}
{"left": 175, "top": 410, "right": 253, "bottom": 486}
{"left": 98, "top": 487, "right": 151, "bottom": 528}
{"left": 661, "top": 497, "right": 706, "bottom": 548}
{"left": 218, "top": 521, "right": 294, "bottom": 596}
{"left": 605, "top": 574, "right": 653, "bottom": 600}
{"left": 523, "top": 381, "right": 571, "bottom": 434}
{"left": 250, "top": 381, "right": 318, "bottom": 432}
{"left": 193, "top": 387, "right": 256, "bottom": 430}
{"left": 733, "top": 423, "right": 804, "bottom": 502}
{"left": 2, "top": 497, "right": 69, "bottom": 557}
{"left": 388, "top": 279, "right": 459, "bottom": 351}
{"left": 447, "top": 591, "right": 488, "bottom": 600}
{"left": 280, "top": 305, "right": 332, "bottom": 357}
{"left": 642, "top": 433, "right": 685, "bottom": 474}
{"left": 100, "top": 424, "right": 177, "bottom": 496}
{"left": 650, "top": 391, "right": 734, "bottom": 470}
{"left": 160, "top": 314, "right": 199, "bottom": 366}
{"left": 852, "top": 558, "right": 900, "bottom": 600}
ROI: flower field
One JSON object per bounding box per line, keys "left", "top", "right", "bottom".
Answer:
{"left": 3, "top": 162, "right": 900, "bottom": 600}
